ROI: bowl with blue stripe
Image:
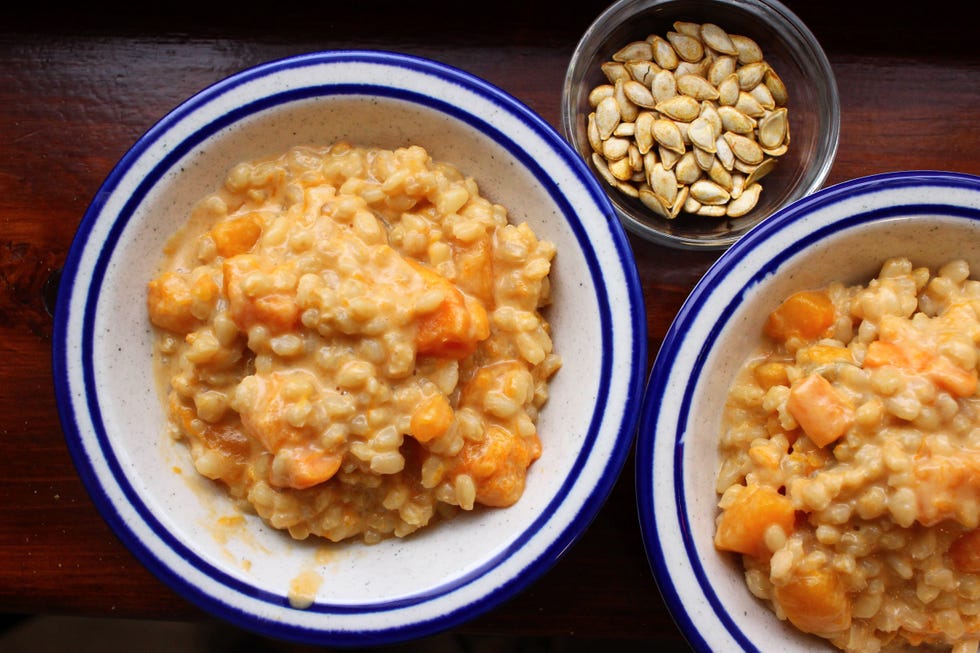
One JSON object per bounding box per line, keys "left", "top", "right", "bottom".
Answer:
{"left": 636, "top": 170, "right": 980, "bottom": 651}
{"left": 53, "top": 50, "right": 647, "bottom": 646}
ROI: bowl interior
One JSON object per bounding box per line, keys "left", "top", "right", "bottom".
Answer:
{"left": 104, "top": 93, "right": 608, "bottom": 597}
{"left": 641, "top": 173, "right": 980, "bottom": 650}
{"left": 57, "top": 53, "right": 644, "bottom": 644}
{"left": 563, "top": 0, "right": 839, "bottom": 249}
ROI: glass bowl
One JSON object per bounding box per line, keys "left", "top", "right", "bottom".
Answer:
{"left": 562, "top": 0, "right": 840, "bottom": 249}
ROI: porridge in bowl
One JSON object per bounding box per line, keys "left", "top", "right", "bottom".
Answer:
{"left": 715, "top": 257, "right": 980, "bottom": 651}
{"left": 146, "top": 142, "right": 561, "bottom": 545}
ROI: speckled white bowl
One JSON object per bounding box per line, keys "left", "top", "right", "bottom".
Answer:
{"left": 636, "top": 171, "right": 980, "bottom": 651}
{"left": 53, "top": 50, "right": 647, "bottom": 646}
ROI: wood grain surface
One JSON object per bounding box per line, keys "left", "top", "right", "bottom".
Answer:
{"left": 1, "top": 0, "right": 977, "bottom": 646}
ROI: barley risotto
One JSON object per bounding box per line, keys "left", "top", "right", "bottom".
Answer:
{"left": 146, "top": 142, "right": 561, "bottom": 545}
{"left": 714, "top": 257, "right": 980, "bottom": 652}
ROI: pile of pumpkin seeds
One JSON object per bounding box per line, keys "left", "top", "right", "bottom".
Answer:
{"left": 586, "top": 21, "right": 790, "bottom": 219}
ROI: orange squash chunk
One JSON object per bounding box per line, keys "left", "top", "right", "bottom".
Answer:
{"left": 210, "top": 213, "right": 263, "bottom": 258}
{"left": 774, "top": 567, "right": 851, "bottom": 634}
{"left": 864, "top": 338, "right": 930, "bottom": 372}
{"left": 236, "top": 372, "right": 341, "bottom": 490}
{"left": 452, "top": 232, "right": 494, "bottom": 305}
{"left": 914, "top": 447, "right": 980, "bottom": 527}
{"left": 715, "top": 484, "right": 795, "bottom": 558}
{"left": 451, "top": 425, "right": 539, "bottom": 507}
{"left": 409, "top": 393, "right": 454, "bottom": 443}
{"left": 764, "top": 290, "right": 835, "bottom": 343}
{"left": 787, "top": 373, "right": 853, "bottom": 448}
{"left": 222, "top": 256, "right": 300, "bottom": 334}
{"left": 147, "top": 272, "right": 199, "bottom": 333}
{"left": 865, "top": 339, "right": 977, "bottom": 397}
{"left": 863, "top": 340, "right": 910, "bottom": 369}
{"left": 753, "top": 361, "right": 790, "bottom": 389}
{"left": 925, "top": 355, "right": 978, "bottom": 398}
{"left": 798, "top": 344, "right": 852, "bottom": 366}
{"left": 410, "top": 260, "right": 489, "bottom": 359}
{"left": 271, "top": 446, "right": 343, "bottom": 490}
{"left": 459, "top": 360, "right": 529, "bottom": 411}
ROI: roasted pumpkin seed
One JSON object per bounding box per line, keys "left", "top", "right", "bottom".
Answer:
{"left": 638, "top": 188, "right": 670, "bottom": 218}
{"left": 655, "top": 95, "right": 700, "bottom": 121}
{"left": 726, "top": 182, "right": 762, "bottom": 217}
{"left": 589, "top": 84, "right": 614, "bottom": 108}
{"left": 584, "top": 20, "right": 791, "bottom": 220}
{"left": 587, "top": 112, "right": 603, "bottom": 152}
{"left": 650, "top": 35, "right": 679, "bottom": 70}
{"left": 642, "top": 151, "right": 659, "bottom": 178}
{"left": 688, "top": 116, "right": 717, "bottom": 153}
{"left": 758, "top": 107, "right": 788, "bottom": 149}
{"left": 623, "top": 79, "right": 657, "bottom": 108}
{"left": 736, "top": 62, "right": 768, "bottom": 90}
{"left": 602, "top": 136, "right": 631, "bottom": 161}
{"left": 667, "top": 31, "right": 704, "bottom": 63}
{"left": 715, "top": 134, "right": 736, "bottom": 171}
{"left": 674, "top": 151, "right": 702, "bottom": 185}
{"left": 629, "top": 143, "right": 644, "bottom": 172}
{"left": 614, "top": 79, "right": 639, "bottom": 122}
{"left": 595, "top": 96, "right": 621, "bottom": 140}
{"left": 724, "top": 132, "right": 764, "bottom": 165}
{"left": 708, "top": 55, "right": 737, "bottom": 86}
{"left": 675, "top": 59, "right": 710, "bottom": 79}
{"left": 626, "top": 60, "right": 660, "bottom": 86}
{"left": 652, "top": 69, "right": 678, "bottom": 104}
{"left": 735, "top": 91, "right": 766, "bottom": 118}
{"left": 653, "top": 118, "right": 686, "bottom": 154}
{"left": 613, "top": 121, "right": 636, "bottom": 138}
{"left": 649, "top": 161, "right": 678, "bottom": 207}
{"left": 708, "top": 158, "right": 734, "bottom": 191}
{"left": 672, "top": 21, "right": 701, "bottom": 38}
{"left": 694, "top": 145, "right": 715, "bottom": 172}
{"left": 730, "top": 34, "right": 764, "bottom": 64}
{"left": 700, "top": 101, "right": 723, "bottom": 138}
{"left": 614, "top": 178, "right": 640, "bottom": 198}
{"left": 634, "top": 111, "right": 655, "bottom": 154}
{"left": 613, "top": 41, "right": 653, "bottom": 62}
{"left": 659, "top": 146, "right": 682, "bottom": 171}
{"left": 696, "top": 204, "right": 728, "bottom": 217}
{"left": 608, "top": 155, "right": 634, "bottom": 181}
{"left": 750, "top": 83, "right": 776, "bottom": 110}
{"left": 717, "top": 73, "right": 740, "bottom": 106}
{"left": 700, "top": 23, "right": 738, "bottom": 56}
{"left": 677, "top": 74, "right": 720, "bottom": 101}
{"left": 730, "top": 172, "right": 745, "bottom": 199}
{"left": 718, "top": 106, "right": 756, "bottom": 134}
{"left": 761, "top": 143, "right": 788, "bottom": 157}
{"left": 765, "top": 68, "right": 789, "bottom": 106}
{"left": 591, "top": 153, "right": 616, "bottom": 185}
{"left": 601, "top": 61, "right": 630, "bottom": 84}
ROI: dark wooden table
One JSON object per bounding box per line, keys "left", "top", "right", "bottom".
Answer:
{"left": 2, "top": 0, "right": 978, "bottom": 648}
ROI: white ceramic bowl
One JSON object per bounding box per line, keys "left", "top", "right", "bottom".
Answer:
{"left": 53, "top": 50, "right": 647, "bottom": 646}
{"left": 636, "top": 171, "right": 980, "bottom": 650}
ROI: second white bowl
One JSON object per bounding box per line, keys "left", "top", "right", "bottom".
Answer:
{"left": 54, "top": 50, "right": 648, "bottom": 646}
